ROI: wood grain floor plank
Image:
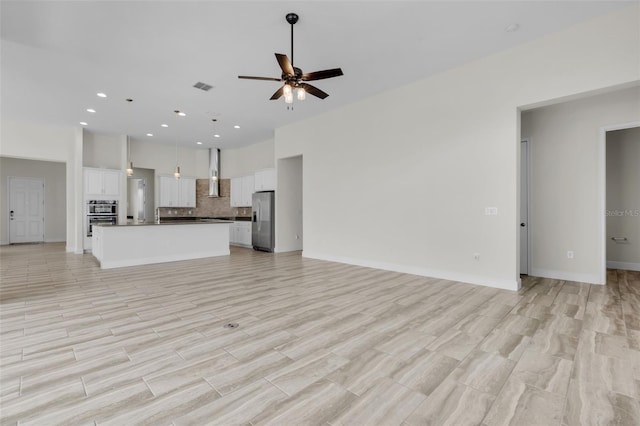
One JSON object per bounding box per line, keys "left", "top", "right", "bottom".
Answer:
{"left": 1, "top": 243, "right": 639, "bottom": 424}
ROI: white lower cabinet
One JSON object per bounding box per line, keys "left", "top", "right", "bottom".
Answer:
{"left": 229, "top": 221, "right": 252, "bottom": 247}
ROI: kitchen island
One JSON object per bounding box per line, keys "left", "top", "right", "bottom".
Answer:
{"left": 92, "top": 220, "right": 231, "bottom": 269}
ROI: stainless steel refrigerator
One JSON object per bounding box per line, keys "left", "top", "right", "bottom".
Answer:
{"left": 252, "top": 191, "right": 275, "bottom": 252}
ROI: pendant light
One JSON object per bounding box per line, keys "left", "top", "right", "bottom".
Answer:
{"left": 174, "top": 141, "right": 181, "bottom": 179}
{"left": 126, "top": 136, "right": 134, "bottom": 177}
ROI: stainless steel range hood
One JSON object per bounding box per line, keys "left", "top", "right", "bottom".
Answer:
{"left": 208, "top": 148, "right": 220, "bottom": 197}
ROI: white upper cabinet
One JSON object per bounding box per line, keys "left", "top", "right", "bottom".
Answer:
{"left": 84, "top": 168, "right": 121, "bottom": 199}
{"left": 158, "top": 176, "right": 195, "bottom": 207}
{"left": 241, "top": 175, "right": 254, "bottom": 206}
{"left": 179, "top": 177, "right": 196, "bottom": 208}
{"left": 254, "top": 168, "right": 275, "bottom": 192}
{"left": 230, "top": 175, "right": 254, "bottom": 207}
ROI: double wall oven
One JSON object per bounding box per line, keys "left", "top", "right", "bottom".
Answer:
{"left": 86, "top": 200, "right": 118, "bottom": 237}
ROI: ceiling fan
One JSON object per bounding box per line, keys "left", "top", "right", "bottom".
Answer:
{"left": 238, "top": 13, "right": 344, "bottom": 104}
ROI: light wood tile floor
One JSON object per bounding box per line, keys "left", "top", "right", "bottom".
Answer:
{"left": 1, "top": 243, "right": 639, "bottom": 425}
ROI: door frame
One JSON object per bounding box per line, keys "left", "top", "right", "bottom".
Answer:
{"left": 8, "top": 176, "right": 45, "bottom": 244}
{"left": 599, "top": 120, "right": 640, "bottom": 283}
{"left": 520, "top": 139, "right": 531, "bottom": 276}
{"left": 597, "top": 121, "right": 640, "bottom": 285}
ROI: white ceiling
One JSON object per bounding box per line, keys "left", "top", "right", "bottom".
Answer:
{"left": 0, "top": 1, "right": 630, "bottom": 149}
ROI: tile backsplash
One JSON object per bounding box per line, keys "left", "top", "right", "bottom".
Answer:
{"left": 158, "top": 178, "right": 251, "bottom": 218}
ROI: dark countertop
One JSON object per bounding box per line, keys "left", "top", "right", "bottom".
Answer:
{"left": 97, "top": 220, "right": 233, "bottom": 227}
{"left": 158, "top": 216, "right": 251, "bottom": 222}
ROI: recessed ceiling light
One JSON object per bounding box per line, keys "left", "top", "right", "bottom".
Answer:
{"left": 146, "top": 133, "right": 153, "bottom": 137}
{"left": 196, "top": 141, "right": 203, "bottom": 145}
{"left": 97, "top": 92, "right": 107, "bottom": 98}
{"left": 87, "top": 108, "right": 96, "bottom": 113}
{"left": 174, "top": 110, "right": 186, "bottom": 117}
{"left": 80, "top": 122, "right": 88, "bottom": 126}
{"left": 161, "top": 124, "right": 168, "bottom": 128}
{"left": 234, "top": 125, "right": 240, "bottom": 129}
{"left": 505, "top": 23, "right": 520, "bottom": 32}
{"left": 214, "top": 134, "right": 220, "bottom": 138}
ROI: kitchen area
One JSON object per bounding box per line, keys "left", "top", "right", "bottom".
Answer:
{"left": 83, "top": 139, "right": 277, "bottom": 269}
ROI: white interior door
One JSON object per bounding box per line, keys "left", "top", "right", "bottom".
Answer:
{"left": 9, "top": 177, "right": 44, "bottom": 243}
{"left": 520, "top": 140, "right": 529, "bottom": 274}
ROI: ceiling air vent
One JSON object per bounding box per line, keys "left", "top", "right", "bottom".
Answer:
{"left": 193, "top": 81, "right": 214, "bottom": 92}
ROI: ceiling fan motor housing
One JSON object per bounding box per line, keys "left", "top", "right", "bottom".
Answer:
{"left": 286, "top": 13, "right": 299, "bottom": 25}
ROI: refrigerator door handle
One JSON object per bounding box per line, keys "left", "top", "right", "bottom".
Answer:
{"left": 257, "top": 199, "right": 261, "bottom": 232}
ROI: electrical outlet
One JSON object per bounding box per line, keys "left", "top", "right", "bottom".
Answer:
{"left": 567, "top": 251, "right": 574, "bottom": 259}
{"left": 474, "top": 253, "right": 480, "bottom": 261}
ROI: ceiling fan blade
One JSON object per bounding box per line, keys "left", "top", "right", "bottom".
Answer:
{"left": 238, "top": 75, "right": 282, "bottom": 82}
{"left": 275, "top": 53, "right": 294, "bottom": 76}
{"left": 300, "top": 83, "right": 329, "bottom": 99}
{"left": 270, "top": 86, "right": 285, "bottom": 100}
{"left": 301, "top": 68, "right": 344, "bottom": 81}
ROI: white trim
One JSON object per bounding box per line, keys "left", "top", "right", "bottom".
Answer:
{"left": 0, "top": 240, "right": 9, "bottom": 246}
{"left": 520, "top": 138, "right": 531, "bottom": 276}
{"left": 600, "top": 121, "right": 640, "bottom": 285}
{"left": 303, "top": 251, "right": 521, "bottom": 291}
{"left": 607, "top": 261, "right": 640, "bottom": 272}
{"left": 96, "top": 249, "right": 230, "bottom": 269}
{"left": 529, "top": 267, "right": 602, "bottom": 284}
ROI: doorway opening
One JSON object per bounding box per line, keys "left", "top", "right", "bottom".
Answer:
{"left": 127, "top": 167, "right": 155, "bottom": 224}
{"left": 604, "top": 125, "right": 640, "bottom": 273}
{"left": 9, "top": 177, "right": 44, "bottom": 244}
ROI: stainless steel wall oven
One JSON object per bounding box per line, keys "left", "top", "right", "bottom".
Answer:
{"left": 86, "top": 200, "right": 118, "bottom": 237}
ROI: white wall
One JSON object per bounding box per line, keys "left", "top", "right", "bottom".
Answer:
{"left": 221, "top": 138, "right": 274, "bottom": 178}
{"left": 522, "top": 88, "right": 639, "bottom": 282}
{"left": 130, "top": 139, "right": 209, "bottom": 178}
{"left": 606, "top": 127, "right": 640, "bottom": 270}
{"left": 83, "top": 132, "right": 122, "bottom": 169}
{"left": 0, "top": 118, "right": 74, "bottom": 162}
{"left": 275, "top": 5, "right": 640, "bottom": 290}
{"left": 275, "top": 156, "right": 303, "bottom": 252}
{"left": 0, "top": 157, "right": 67, "bottom": 244}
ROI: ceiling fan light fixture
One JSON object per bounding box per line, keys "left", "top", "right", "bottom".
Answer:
{"left": 284, "top": 93, "right": 293, "bottom": 104}
{"left": 297, "top": 87, "right": 306, "bottom": 101}
{"left": 283, "top": 84, "right": 292, "bottom": 96}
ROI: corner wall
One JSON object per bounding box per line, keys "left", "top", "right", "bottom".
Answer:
{"left": 275, "top": 5, "right": 639, "bottom": 289}
{"left": 221, "top": 139, "right": 274, "bottom": 178}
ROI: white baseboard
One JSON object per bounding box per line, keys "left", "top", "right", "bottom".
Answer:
{"left": 0, "top": 240, "right": 8, "bottom": 246}
{"left": 302, "top": 251, "right": 520, "bottom": 291}
{"left": 529, "top": 267, "right": 603, "bottom": 285}
{"left": 274, "top": 245, "right": 303, "bottom": 253}
{"left": 607, "top": 261, "right": 640, "bottom": 272}
{"left": 97, "top": 249, "right": 230, "bottom": 269}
